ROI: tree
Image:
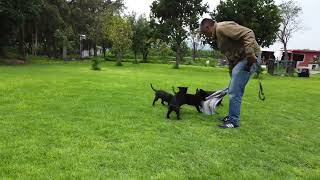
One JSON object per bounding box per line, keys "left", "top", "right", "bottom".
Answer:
{"left": 138, "top": 16, "right": 154, "bottom": 63}
{"left": 0, "top": 0, "right": 20, "bottom": 57}
{"left": 69, "top": 0, "right": 124, "bottom": 57}
{"left": 151, "top": 0, "right": 208, "bottom": 68}
{"left": 129, "top": 14, "right": 154, "bottom": 64}
{"left": 171, "top": 41, "right": 189, "bottom": 62}
{"left": 0, "top": 0, "right": 124, "bottom": 60}
{"left": 127, "top": 13, "right": 138, "bottom": 63}
{"left": 36, "top": 0, "right": 70, "bottom": 58}
{"left": 54, "top": 27, "right": 73, "bottom": 60}
{"left": 87, "top": 1, "right": 123, "bottom": 57}
{"left": 158, "top": 42, "right": 172, "bottom": 58}
{"left": 277, "top": 0, "right": 302, "bottom": 61}
{"left": 0, "top": 0, "right": 43, "bottom": 59}
{"left": 94, "top": 3, "right": 123, "bottom": 58}
{"left": 107, "top": 15, "right": 133, "bottom": 66}
{"left": 212, "top": 0, "right": 281, "bottom": 48}
{"left": 189, "top": 29, "right": 205, "bottom": 62}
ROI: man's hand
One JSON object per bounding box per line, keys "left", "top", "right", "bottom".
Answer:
{"left": 245, "top": 55, "right": 257, "bottom": 72}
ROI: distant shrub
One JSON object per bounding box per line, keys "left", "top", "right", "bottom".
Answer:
{"left": 208, "top": 59, "right": 218, "bottom": 67}
{"left": 115, "top": 61, "right": 123, "bottom": 66}
{"left": 172, "top": 63, "right": 179, "bottom": 69}
{"left": 105, "top": 56, "right": 115, "bottom": 61}
{"left": 185, "top": 59, "right": 194, "bottom": 65}
{"left": 91, "top": 59, "right": 101, "bottom": 70}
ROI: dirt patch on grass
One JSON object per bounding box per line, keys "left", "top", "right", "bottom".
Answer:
{"left": 2, "top": 59, "right": 27, "bottom": 65}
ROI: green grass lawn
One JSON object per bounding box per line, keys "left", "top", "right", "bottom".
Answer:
{"left": 0, "top": 59, "right": 319, "bottom": 179}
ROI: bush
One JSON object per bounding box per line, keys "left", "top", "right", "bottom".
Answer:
{"left": 115, "top": 61, "right": 123, "bottom": 66}
{"left": 172, "top": 64, "right": 179, "bottom": 69}
{"left": 208, "top": 59, "right": 218, "bottom": 67}
{"left": 185, "top": 58, "right": 194, "bottom": 65}
{"left": 105, "top": 56, "right": 115, "bottom": 61}
{"left": 91, "top": 59, "right": 101, "bottom": 71}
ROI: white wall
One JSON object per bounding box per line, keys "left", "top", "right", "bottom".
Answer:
{"left": 308, "top": 64, "right": 319, "bottom": 71}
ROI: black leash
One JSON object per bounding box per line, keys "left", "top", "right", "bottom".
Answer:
{"left": 257, "top": 73, "right": 265, "bottom": 101}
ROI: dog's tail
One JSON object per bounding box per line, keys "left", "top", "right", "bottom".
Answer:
{"left": 150, "top": 83, "right": 157, "bottom": 92}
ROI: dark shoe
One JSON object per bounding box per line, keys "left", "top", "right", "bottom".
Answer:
{"left": 220, "top": 116, "right": 229, "bottom": 122}
{"left": 219, "top": 120, "right": 239, "bottom": 129}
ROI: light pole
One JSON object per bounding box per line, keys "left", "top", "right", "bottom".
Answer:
{"left": 79, "top": 34, "right": 86, "bottom": 59}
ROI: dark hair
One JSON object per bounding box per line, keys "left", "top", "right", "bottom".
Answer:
{"left": 200, "top": 18, "right": 215, "bottom": 30}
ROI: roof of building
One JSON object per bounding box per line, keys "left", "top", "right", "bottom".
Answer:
{"left": 288, "top": 49, "right": 320, "bottom": 53}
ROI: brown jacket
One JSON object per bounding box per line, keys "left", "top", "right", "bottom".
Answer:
{"left": 213, "top": 21, "right": 261, "bottom": 70}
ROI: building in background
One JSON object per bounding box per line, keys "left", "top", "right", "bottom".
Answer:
{"left": 287, "top": 50, "right": 320, "bottom": 70}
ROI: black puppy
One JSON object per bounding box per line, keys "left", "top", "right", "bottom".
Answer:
{"left": 167, "top": 87, "right": 203, "bottom": 120}
{"left": 196, "top": 89, "right": 216, "bottom": 98}
{"left": 196, "top": 88, "right": 223, "bottom": 106}
{"left": 150, "top": 84, "right": 173, "bottom": 106}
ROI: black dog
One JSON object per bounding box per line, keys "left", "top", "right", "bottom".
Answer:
{"left": 196, "top": 88, "right": 223, "bottom": 106}
{"left": 196, "top": 89, "right": 216, "bottom": 98}
{"left": 167, "top": 87, "right": 204, "bottom": 120}
{"left": 150, "top": 84, "right": 173, "bottom": 106}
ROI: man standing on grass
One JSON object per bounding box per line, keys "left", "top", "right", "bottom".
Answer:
{"left": 200, "top": 18, "right": 261, "bottom": 129}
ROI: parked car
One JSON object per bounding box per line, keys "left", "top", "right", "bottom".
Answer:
{"left": 297, "top": 67, "right": 310, "bottom": 77}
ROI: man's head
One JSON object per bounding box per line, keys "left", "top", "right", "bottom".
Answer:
{"left": 200, "top": 18, "right": 216, "bottom": 38}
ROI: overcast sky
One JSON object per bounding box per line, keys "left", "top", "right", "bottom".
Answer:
{"left": 124, "top": 0, "right": 320, "bottom": 51}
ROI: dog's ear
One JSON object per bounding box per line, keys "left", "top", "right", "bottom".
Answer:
{"left": 179, "top": 87, "right": 188, "bottom": 94}
{"left": 172, "top": 86, "right": 177, "bottom": 94}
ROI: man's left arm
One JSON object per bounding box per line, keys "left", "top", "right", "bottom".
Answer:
{"left": 242, "top": 30, "right": 258, "bottom": 70}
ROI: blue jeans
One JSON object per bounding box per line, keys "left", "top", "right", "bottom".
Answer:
{"left": 228, "top": 54, "right": 261, "bottom": 126}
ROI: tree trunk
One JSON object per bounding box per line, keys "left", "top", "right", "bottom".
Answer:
{"left": 18, "top": 24, "right": 26, "bottom": 60}
{"left": 47, "top": 40, "right": 54, "bottom": 58}
{"left": 44, "top": 38, "right": 49, "bottom": 57}
{"left": 46, "top": 38, "right": 54, "bottom": 58}
{"left": 192, "top": 41, "right": 196, "bottom": 62}
{"left": 142, "top": 51, "right": 148, "bottom": 63}
{"left": 53, "top": 41, "right": 58, "bottom": 58}
{"left": 283, "top": 42, "right": 293, "bottom": 76}
{"left": 62, "top": 42, "right": 67, "bottom": 61}
{"left": 0, "top": 47, "right": 6, "bottom": 58}
{"left": 94, "top": 43, "right": 97, "bottom": 57}
{"left": 32, "top": 32, "right": 35, "bottom": 56}
{"left": 32, "top": 23, "right": 38, "bottom": 56}
{"left": 35, "top": 26, "right": 38, "bottom": 56}
{"left": 88, "top": 42, "right": 92, "bottom": 57}
{"left": 134, "top": 51, "right": 138, "bottom": 64}
{"left": 283, "top": 42, "right": 289, "bottom": 61}
{"left": 267, "top": 59, "right": 275, "bottom": 75}
{"left": 116, "top": 52, "right": 122, "bottom": 66}
{"left": 175, "top": 44, "right": 181, "bottom": 69}
{"left": 102, "top": 43, "right": 106, "bottom": 58}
